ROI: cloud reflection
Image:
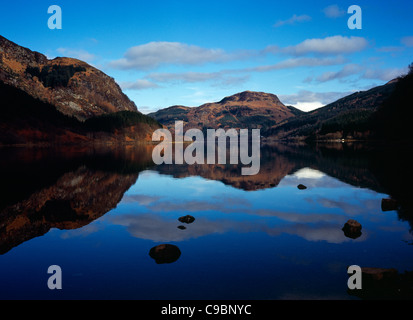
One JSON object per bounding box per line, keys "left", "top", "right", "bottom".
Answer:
{"left": 108, "top": 211, "right": 361, "bottom": 244}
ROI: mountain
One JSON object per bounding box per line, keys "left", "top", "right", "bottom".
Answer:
{"left": 148, "top": 91, "right": 304, "bottom": 133}
{"left": 0, "top": 35, "right": 161, "bottom": 145}
{"left": 263, "top": 79, "right": 399, "bottom": 140}
{"left": 149, "top": 72, "right": 411, "bottom": 142}
{"left": 0, "top": 35, "right": 137, "bottom": 120}
{"left": 2, "top": 35, "right": 409, "bottom": 145}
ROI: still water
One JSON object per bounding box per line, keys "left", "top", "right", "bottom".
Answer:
{"left": 0, "top": 143, "right": 412, "bottom": 299}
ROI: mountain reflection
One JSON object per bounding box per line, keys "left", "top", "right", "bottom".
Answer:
{"left": 154, "top": 142, "right": 413, "bottom": 231}
{"left": 0, "top": 141, "right": 412, "bottom": 255}
{"left": 0, "top": 145, "right": 154, "bottom": 254}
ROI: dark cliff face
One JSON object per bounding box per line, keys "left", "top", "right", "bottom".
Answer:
{"left": 0, "top": 35, "right": 137, "bottom": 121}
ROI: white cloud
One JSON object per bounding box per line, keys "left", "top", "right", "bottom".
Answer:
{"left": 323, "top": 4, "right": 346, "bottom": 18}
{"left": 142, "top": 56, "right": 345, "bottom": 87}
{"left": 120, "top": 79, "right": 160, "bottom": 90}
{"left": 108, "top": 42, "right": 243, "bottom": 70}
{"left": 312, "top": 64, "right": 406, "bottom": 83}
{"left": 55, "top": 48, "right": 96, "bottom": 63}
{"left": 148, "top": 71, "right": 221, "bottom": 83}
{"left": 279, "top": 90, "right": 352, "bottom": 112}
{"left": 280, "top": 90, "right": 351, "bottom": 105}
{"left": 274, "top": 14, "right": 311, "bottom": 27}
{"left": 293, "top": 168, "right": 326, "bottom": 179}
{"left": 315, "top": 64, "right": 362, "bottom": 82}
{"left": 281, "top": 36, "right": 368, "bottom": 56}
{"left": 362, "top": 67, "right": 407, "bottom": 81}
{"left": 290, "top": 102, "right": 324, "bottom": 112}
{"left": 147, "top": 71, "right": 249, "bottom": 87}
{"left": 245, "top": 56, "right": 347, "bottom": 72}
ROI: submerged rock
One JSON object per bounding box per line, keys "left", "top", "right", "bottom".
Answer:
{"left": 381, "top": 198, "right": 399, "bottom": 212}
{"left": 178, "top": 215, "right": 195, "bottom": 224}
{"left": 149, "top": 244, "right": 181, "bottom": 264}
{"left": 342, "top": 219, "right": 362, "bottom": 239}
{"left": 297, "top": 184, "right": 307, "bottom": 190}
{"left": 177, "top": 225, "right": 186, "bottom": 230}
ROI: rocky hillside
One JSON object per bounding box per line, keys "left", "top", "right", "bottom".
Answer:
{"left": 0, "top": 35, "right": 161, "bottom": 145}
{"left": 149, "top": 91, "right": 304, "bottom": 132}
{"left": 0, "top": 35, "right": 138, "bottom": 121}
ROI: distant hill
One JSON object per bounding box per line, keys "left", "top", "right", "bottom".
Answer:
{"left": 148, "top": 78, "right": 408, "bottom": 142}
{"left": 148, "top": 91, "right": 304, "bottom": 133}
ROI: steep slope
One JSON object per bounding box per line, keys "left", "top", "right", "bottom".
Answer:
{"left": 0, "top": 35, "right": 137, "bottom": 121}
{"left": 149, "top": 91, "right": 304, "bottom": 132}
{"left": 264, "top": 79, "right": 398, "bottom": 140}
{"left": 0, "top": 35, "right": 161, "bottom": 145}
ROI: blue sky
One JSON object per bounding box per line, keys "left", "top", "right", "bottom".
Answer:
{"left": 1, "top": 0, "right": 412, "bottom": 113}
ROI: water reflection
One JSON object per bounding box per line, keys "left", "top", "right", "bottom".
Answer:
{"left": 0, "top": 145, "right": 154, "bottom": 254}
{"left": 0, "top": 142, "right": 412, "bottom": 299}
{"left": 1, "top": 142, "right": 412, "bottom": 249}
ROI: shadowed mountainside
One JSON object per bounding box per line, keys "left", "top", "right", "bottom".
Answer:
{"left": 0, "top": 81, "right": 161, "bottom": 145}
{"left": 263, "top": 80, "right": 398, "bottom": 140}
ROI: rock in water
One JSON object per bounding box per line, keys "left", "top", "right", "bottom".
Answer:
{"left": 342, "top": 219, "right": 362, "bottom": 239}
{"left": 297, "top": 184, "right": 307, "bottom": 190}
{"left": 149, "top": 244, "right": 181, "bottom": 264}
{"left": 178, "top": 215, "right": 195, "bottom": 224}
